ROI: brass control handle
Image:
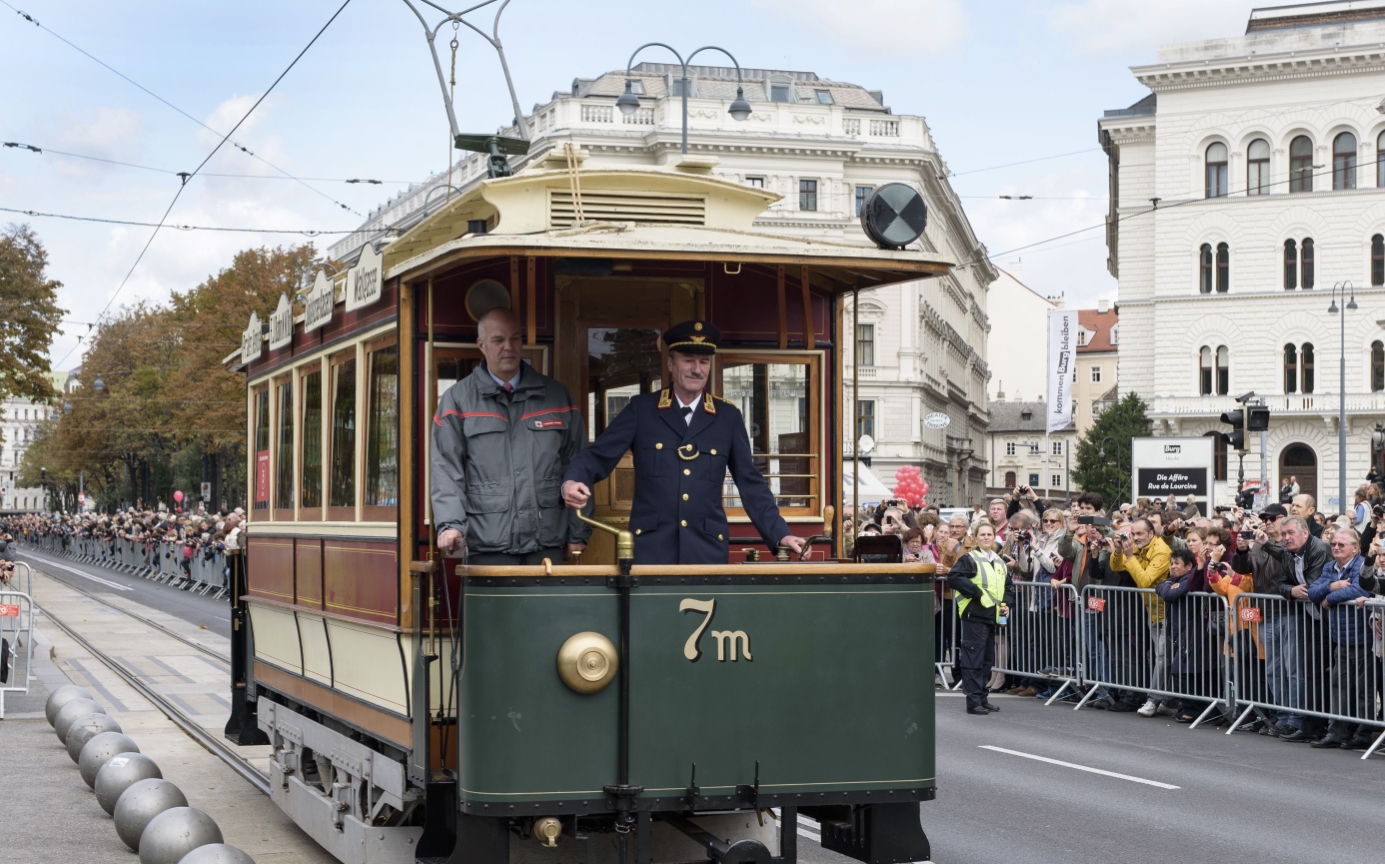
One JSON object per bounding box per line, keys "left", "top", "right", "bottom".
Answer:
{"left": 571, "top": 507, "right": 635, "bottom": 561}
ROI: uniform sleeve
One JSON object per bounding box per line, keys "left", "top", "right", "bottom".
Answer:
{"left": 946, "top": 554, "right": 981, "bottom": 598}
{"left": 559, "top": 387, "right": 592, "bottom": 544}
{"left": 725, "top": 408, "right": 791, "bottom": 548}
{"left": 562, "top": 397, "right": 639, "bottom": 490}
{"left": 430, "top": 388, "right": 469, "bottom": 536}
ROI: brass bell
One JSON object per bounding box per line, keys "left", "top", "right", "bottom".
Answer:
{"left": 557, "top": 632, "right": 618, "bottom": 694}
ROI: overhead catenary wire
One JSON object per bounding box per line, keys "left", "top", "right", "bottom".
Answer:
{"left": 1, "top": 205, "right": 353, "bottom": 235}
{"left": 1, "top": 142, "right": 404, "bottom": 184}
{"left": 51, "top": 0, "right": 355, "bottom": 371}
{"left": 0, "top": 0, "right": 365, "bottom": 216}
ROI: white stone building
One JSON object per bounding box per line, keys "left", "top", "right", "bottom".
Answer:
{"left": 331, "top": 62, "right": 996, "bottom": 505}
{"left": 986, "top": 261, "right": 1063, "bottom": 404}
{"left": 984, "top": 401, "right": 1079, "bottom": 501}
{"left": 1099, "top": 1, "right": 1385, "bottom": 511}
{"left": 1, "top": 394, "right": 57, "bottom": 512}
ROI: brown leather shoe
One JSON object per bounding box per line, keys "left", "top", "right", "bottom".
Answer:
{"left": 1014, "top": 686, "right": 1038, "bottom": 697}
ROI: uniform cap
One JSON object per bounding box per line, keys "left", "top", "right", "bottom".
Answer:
{"left": 662, "top": 320, "right": 721, "bottom": 355}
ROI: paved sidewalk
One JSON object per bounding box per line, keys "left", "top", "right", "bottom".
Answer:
{"left": 0, "top": 581, "right": 334, "bottom": 864}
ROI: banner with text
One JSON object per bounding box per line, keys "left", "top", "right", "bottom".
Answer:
{"left": 1046, "top": 310, "right": 1076, "bottom": 433}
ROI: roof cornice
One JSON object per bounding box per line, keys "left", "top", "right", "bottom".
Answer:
{"left": 1133, "top": 45, "right": 1385, "bottom": 92}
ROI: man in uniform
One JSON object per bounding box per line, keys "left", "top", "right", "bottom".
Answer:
{"left": 433, "top": 307, "right": 589, "bottom": 563}
{"left": 561, "top": 320, "right": 807, "bottom": 564}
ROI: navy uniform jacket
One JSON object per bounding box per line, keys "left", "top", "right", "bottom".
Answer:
{"left": 563, "top": 389, "right": 791, "bottom": 564}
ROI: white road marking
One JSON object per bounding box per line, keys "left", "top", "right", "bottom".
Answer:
{"left": 27, "top": 556, "right": 133, "bottom": 592}
{"left": 978, "top": 745, "right": 1180, "bottom": 789}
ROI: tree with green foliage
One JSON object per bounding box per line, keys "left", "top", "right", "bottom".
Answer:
{"left": 1072, "top": 392, "right": 1152, "bottom": 510}
{"left": 0, "top": 224, "right": 66, "bottom": 402}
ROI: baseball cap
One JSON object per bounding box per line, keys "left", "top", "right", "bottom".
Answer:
{"left": 1260, "top": 503, "right": 1289, "bottom": 520}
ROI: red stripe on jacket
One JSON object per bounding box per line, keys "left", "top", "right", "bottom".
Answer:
{"left": 519, "top": 405, "right": 579, "bottom": 421}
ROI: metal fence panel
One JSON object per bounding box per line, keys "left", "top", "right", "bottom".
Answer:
{"left": 0, "top": 590, "right": 35, "bottom": 719}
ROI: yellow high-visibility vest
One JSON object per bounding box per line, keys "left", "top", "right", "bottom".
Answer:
{"left": 957, "top": 549, "right": 1006, "bottom": 623}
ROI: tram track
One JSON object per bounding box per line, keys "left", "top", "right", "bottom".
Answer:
{"left": 36, "top": 597, "right": 270, "bottom": 796}
{"left": 17, "top": 550, "right": 231, "bottom": 665}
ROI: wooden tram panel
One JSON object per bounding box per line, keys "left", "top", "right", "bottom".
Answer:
{"left": 229, "top": 164, "right": 952, "bottom": 864}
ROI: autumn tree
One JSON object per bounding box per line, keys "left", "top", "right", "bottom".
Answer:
{"left": 1072, "top": 392, "right": 1152, "bottom": 509}
{"left": 0, "top": 224, "right": 66, "bottom": 402}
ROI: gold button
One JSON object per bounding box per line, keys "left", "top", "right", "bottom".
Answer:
{"left": 710, "top": 448, "right": 717, "bottom": 455}
{"left": 718, "top": 534, "right": 724, "bottom": 541}
{"left": 636, "top": 529, "right": 642, "bottom": 535}
{"left": 656, "top": 442, "right": 663, "bottom": 450}
{"left": 683, "top": 468, "right": 690, "bottom": 476}
{"left": 681, "top": 520, "right": 688, "bottom": 527}
{"left": 682, "top": 493, "right": 689, "bottom": 501}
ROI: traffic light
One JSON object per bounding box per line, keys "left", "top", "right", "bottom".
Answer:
{"left": 1246, "top": 404, "right": 1270, "bottom": 431}
{"left": 1220, "top": 409, "right": 1246, "bottom": 453}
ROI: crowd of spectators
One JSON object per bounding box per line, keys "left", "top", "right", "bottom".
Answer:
{"left": 848, "top": 481, "right": 1385, "bottom": 750}
{"left": 1, "top": 505, "right": 244, "bottom": 588}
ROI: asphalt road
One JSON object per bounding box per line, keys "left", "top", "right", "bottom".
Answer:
{"left": 15, "top": 546, "right": 232, "bottom": 634}
{"left": 17, "top": 547, "right": 1384, "bottom": 863}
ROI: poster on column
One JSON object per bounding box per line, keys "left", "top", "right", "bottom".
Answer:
{"left": 1046, "top": 310, "right": 1076, "bottom": 433}
{"left": 1131, "top": 437, "right": 1214, "bottom": 514}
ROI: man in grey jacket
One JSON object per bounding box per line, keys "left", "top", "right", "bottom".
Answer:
{"left": 432, "top": 307, "right": 589, "bottom": 563}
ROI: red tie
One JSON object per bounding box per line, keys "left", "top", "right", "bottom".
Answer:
{"left": 502, "top": 382, "right": 514, "bottom": 394}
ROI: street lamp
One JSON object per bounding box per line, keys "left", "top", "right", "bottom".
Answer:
{"left": 93, "top": 373, "right": 105, "bottom": 392}
{"left": 616, "top": 43, "right": 753, "bottom": 154}
{"left": 1328, "top": 281, "right": 1357, "bottom": 515}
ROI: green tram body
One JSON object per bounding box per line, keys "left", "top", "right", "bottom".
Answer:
{"left": 227, "top": 166, "right": 950, "bottom": 864}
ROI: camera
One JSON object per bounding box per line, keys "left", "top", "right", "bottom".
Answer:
{"left": 1239, "top": 530, "right": 1256, "bottom": 539}
{"left": 1214, "top": 505, "right": 1232, "bottom": 512}
{"left": 1078, "top": 515, "right": 1113, "bottom": 526}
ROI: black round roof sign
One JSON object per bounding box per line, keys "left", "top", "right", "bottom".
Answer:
{"left": 860, "top": 183, "right": 927, "bottom": 250}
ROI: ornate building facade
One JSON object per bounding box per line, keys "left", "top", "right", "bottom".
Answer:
{"left": 331, "top": 62, "right": 996, "bottom": 506}
{"left": 1100, "top": 1, "right": 1385, "bottom": 510}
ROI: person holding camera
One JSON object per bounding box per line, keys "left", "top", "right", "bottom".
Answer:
{"left": 947, "top": 519, "right": 1015, "bottom": 715}
{"left": 1107, "top": 518, "right": 1172, "bottom": 716}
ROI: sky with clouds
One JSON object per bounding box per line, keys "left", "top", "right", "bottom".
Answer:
{"left": 1, "top": 0, "right": 1262, "bottom": 369}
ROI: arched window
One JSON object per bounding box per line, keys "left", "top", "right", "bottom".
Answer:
{"left": 1206, "top": 142, "right": 1228, "bottom": 198}
{"left": 1199, "top": 243, "right": 1214, "bottom": 294}
{"left": 1247, "top": 138, "right": 1270, "bottom": 195}
{"left": 1216, "top": 345, "right": 1230, "bottom": 396}
{"left": 1205, "top": 430, "right": 1228, "bottom": 481}
{"left": 1290, "top": 135, "right": 1314, "bottom": 192}
{"left": 1302, "top": 238, "right": 1315, "bottom": 289}
{"left": 1284, "top": 344, "right": 1298, "bottom": 393}
{"left": 1216, "top": 242, "right": 1230, "bottom": 292}
{"left": 1301, "top": 343, "right": 1315, "bottom": 393}
{"left": 1334, "top": 132, "right": 1357, "bottom": 190}
{"left": 1378, "top": 131, "right": 1385, "bottom": 188}
{"left": 1284, "top": 239, "right": 1298, "bottom": 289}
{"left": 1372, "top": 340, "right": 1384, "bottom": 392}
{"left": 1200, "top": 346, "right": 1214, "bottom": 395}
{"left": 1374, "top": 234, "right": 1385, "bottom": 287}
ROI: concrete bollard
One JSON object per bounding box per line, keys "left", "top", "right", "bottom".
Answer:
{"left": 96, "top": 752, "right": 163, "bottom": 814}
{"left": 139, "top": 807, "right": 224, "bottom": 864}
{"left": 114, "top": 779, "right": 188, "bottom": 851}
{"left": 65, "top": 712, "right": 122, "bottom": 763}
{"left": 45, "top": 684, "right": 93, "bottom": 726}
{"left": 78, "top": 731, "right": 139, "bottom": 788}
{"left": 53, "top": 697, "right": 103, "bottom": 743}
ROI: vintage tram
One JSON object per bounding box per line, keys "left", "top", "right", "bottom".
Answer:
{"left": 225, "top": 160, "right": 950, "bottom": 864}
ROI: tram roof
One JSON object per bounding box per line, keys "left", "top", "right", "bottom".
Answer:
{"left": 380, "top": 166, "right": 953, "bottom": 291}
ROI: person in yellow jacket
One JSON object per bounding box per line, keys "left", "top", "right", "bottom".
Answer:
{"left": 946, "top": 520, "right": 1015, "bottom": 715}
{"left": 1108, "top": 518, "right": 1172, "bottom": 717}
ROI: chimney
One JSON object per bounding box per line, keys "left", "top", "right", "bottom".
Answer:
{"left": 1008, "top": 258, "right": 1023, "bottom": 280}
{"left": 1097, "top": 297, "right": 1111, "bottom": 314}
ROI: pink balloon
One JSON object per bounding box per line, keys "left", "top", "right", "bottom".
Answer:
{"left": 173, "top": 490, "right": 184, "bottom": 503}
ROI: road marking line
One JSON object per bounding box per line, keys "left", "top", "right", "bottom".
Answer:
{"left": 797, "top": 829, "right": 819, "bottom": 841}
{"left": 978, "top": 745, "right": 1180, "bottom": 789}
{"left": 23, "top": 554, "right": 132, "bottom": 592}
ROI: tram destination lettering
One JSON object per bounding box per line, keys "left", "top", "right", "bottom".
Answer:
{"left": 1136, "top": 467, "right": 1208, "bottom": 497}
{"left": 303, "top": 270, "right": 334, "bottom": 334}
{"left": 344, "top": 243, "right": 383, "bottom": 312}
{"left": 268, "top": 293, "right": 293, "bottom": 350}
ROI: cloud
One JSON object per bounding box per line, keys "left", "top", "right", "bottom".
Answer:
{"left": 42, "top": 107, "right": 144, "bottom": 181}
{"left": 1046, "top": 0, "right": 1253, "bottom": 59}
{"left": 752, "top": 0, "right": 969, "bottom": 55}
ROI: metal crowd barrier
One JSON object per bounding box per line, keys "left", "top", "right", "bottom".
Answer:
{"left": 1224, "top": 592, "right": 1385, "bottom": 758}
{"left": 18, "top": 533, "right": 229, "bottom": 598}
{"left": 991, "top": 581, "right": 1084, "bottom": 705}
{"left": 0, "top": 589, "right": 35, "bottom": 719}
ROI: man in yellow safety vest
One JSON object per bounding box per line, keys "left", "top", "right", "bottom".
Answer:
{"left": 946, "top": 520, "right": 1015, "bottom": 714}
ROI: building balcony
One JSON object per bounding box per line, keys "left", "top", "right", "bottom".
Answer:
{"left": 1149, "top": 393, "right": 1385, "bottom": 430}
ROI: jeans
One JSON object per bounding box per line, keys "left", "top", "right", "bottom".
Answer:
{"left": 1262, "top": 613, "right": 1304, "bottom": 729}
{"left": 1328, "top": 641, "right": 1370, "bottom": 739}
{"left": 1083, "top": 612, "right": 1109, "bottom": 695}
{"left": 1146, "top": 620, "right": 1168, "bottom": 700}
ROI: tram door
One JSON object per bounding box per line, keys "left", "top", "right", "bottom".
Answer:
{"left": 555, "top": 278, "right": 702, "bottom": 564}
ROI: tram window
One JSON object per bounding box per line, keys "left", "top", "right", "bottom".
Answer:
{"left": 253, "top": 388, "right": 270, "bottom": 511}
{"left": 275, "top": 380, "right": 293, "bottom": 516}
{"left": 718, "top": 354, "right": 819, "bottom": 515}
{"left": 301, "top": 369, "right": 323, "bottom": 512}
{"left": 365, "top": 343, "right": 399, "bottom": 518}
{"left": 329, "top": 356, "right": 357, "bottom": 517}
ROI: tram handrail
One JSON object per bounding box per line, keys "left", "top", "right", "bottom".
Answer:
{"left": 457, "top": 561, "right": 937, "bottom": 577}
